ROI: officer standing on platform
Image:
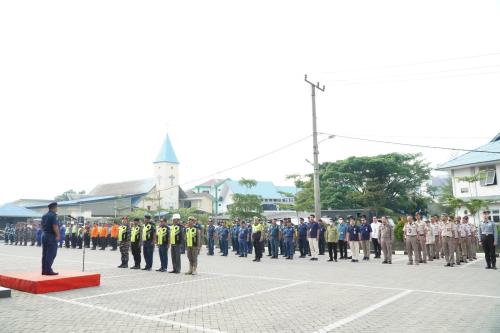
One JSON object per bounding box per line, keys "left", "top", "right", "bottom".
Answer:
{"left": 130, "top": 218, "right": 143, "bottom": 269}
{"left": 169, "top": 213, "right": 183, "bottom": 274}
{"left": 41, "top": 202, "right": 60, "bottom": 275}
{"left": 479, "top": 211, "right": 498, "bottom": 270}
{"left": 117, "top": 216, "right": 131, "bottom": 268}
{"left": 379, "top": 216, "right": 394, "bottom": 264}
{"left": 238, "top": 221, "right": 249, "bottom": 257}
{"left": 297, "top": 218, "right": 308, "bottom": 258}
{"left": 141, "top": 215, "right": 156, "bottom": 271}
{"left": 206, "top": 220, "right": 215, "bottom": 255}
{"left": 284, "top": 219, "right": 296, "bottom": 260}
{"left": 269, "top": 219, "right": 281, "bottom": 259}
{"left": 156, "top": 218, "right": 170, "bottom": 272}
{"left": 251, "top": 217, "right": 264, "bottom": 262}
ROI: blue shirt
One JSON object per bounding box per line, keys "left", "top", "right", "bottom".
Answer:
{"left": 220, "top": 226, "right": 229, "bottom": 238}
{"left": 270, "top": 225, "right": 280, "bottom": 237}
{"left": 285, "top": 226, "right": 295, "bottom": 238}
{"left": 239, "top": 226, "right": 249, "bottom": 240}
{"left": 479, "top": 220, "right": 498, "bottom": 243}
{"left": 298, "top": 223, "right": 308, "bottom": 236}
{"left": 60, "top": 226, "right": 66, "bottom": 236}
{"left": 319, "top": 225, "right": 326, "bottom": 236}
{"left": 360, "top": 224, "right": 372, "bottom": 241}
{"left": 347, "top": 225, "right": 360, "bottom": 242}
{"left": 207, "top": 225, "right": 215, "bottom": 238}
{"left": 338, "top": 224, "right": 348, "bottom": 241}
{"left": 41, "top": 211, "right": 59, "bottom": 235}
{"left": 307, "top": 222, "right": 319, "bottom": 239}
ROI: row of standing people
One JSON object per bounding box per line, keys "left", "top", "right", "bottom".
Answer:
{"left": 3, "top": 222, "right": 42, "bottom": 246}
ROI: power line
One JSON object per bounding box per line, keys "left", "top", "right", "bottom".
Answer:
{"left": 321, "top": 133, "right": 500, "bottom": 154}
{"left": 310, "top": 52, "right": 500, "bottom": 75}
{"left": 325, "top": 70, "right": 500, "bottom": 86}
{"left": 322, "top": 133, "right": 491, "bottom": 140}
{"left": 321, "top": 64, "right": 500, "bottom": 83}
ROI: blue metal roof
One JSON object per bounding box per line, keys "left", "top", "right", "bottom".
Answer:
{"left": 25, "top": 193, "right": 144, "bottom": 209}
{"left": 154, "top": 134, "right": 179, "bottom": 164}
{"left": 0, "top": 203, "right": 43, "bottom": 217}
{"left": 226, "top": 181, "right": 298, "bottom": 198}
{"left": 435, "top": 140, "right": 500, "bottom": 170}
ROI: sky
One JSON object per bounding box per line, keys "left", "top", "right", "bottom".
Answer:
{"left": 1, "top": 1, "right": 500, "bottom": 203}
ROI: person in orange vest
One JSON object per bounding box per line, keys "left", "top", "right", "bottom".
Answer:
{"left": 111, "top": 221, "right": 119, "bottom": 251}
{"left": 99, "top": 223, "right": 108, "bottom": 250}
{"left": 91, "top": 222, "right": 99, "bottom": 250}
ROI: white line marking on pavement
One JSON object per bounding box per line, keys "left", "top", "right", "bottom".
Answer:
{"left": 152, "top": 281, "right": 307, "bottom": 319}
{"left": 313, "top": 290, "right": 413, "bottom": 333}
{"left": 70, "top": 276, "right": 221, "bottom": 300}
{"left": 39, "top": 294, "right": 227, "bottom": 333}
{"left": 460, "top": 258, "right": 484, "bottom": 268}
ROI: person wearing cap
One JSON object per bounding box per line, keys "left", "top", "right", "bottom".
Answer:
{"left": 469, "top": 217, "right": 478, "bottom": 260}
{"left": 156, "top": 218, "right": 170, "bottom": 272}
{"left": 251, "top": 217, "right": 264, "bottom": 262}
{"left": 4, "top": 224, "right": 11, "bottom": 245}
{"left": 336, "top": 217, "right": 347, "bottom": 259}
{"left": 185, "top": 217, "right": 201, "bottom": 275}
{"left": 462, "top": 216, "right": 474, "bottom": 261}
{"left": 318, "top": 219, "right": 326, "bottom": 256}
{"left": 130, "top": 218, "right": 143, "bottom": 269}
{"left": 70, "top": 221, "right": 78, "bottom": 249}
{"left": 238, "top": 221, "right": 250, "bottom": 257}
{"left": 110, "top": 221, "right": 119, "bottom": 251}
{"left": 206, "top": 220, "right": 216, "bottom": 255}
{"left": 284, "top": 219, "right": 296, "bottom": 260}
{"left": 451, "top": 216, "right": 462, "bottom": 265}
{"left": 424, "top": 219, "right": 434, "bottom": 261}
{"left": 141, "top": 215, "right": 156, "bottom": 271}
{"left": 379, "top": 216, "right": 394, "bottom": 264}
{"left": 415, "top": 212, "right": 427, "bottom": 264}
{"left": 117, "top": 217, "right": 131, "bottom": 268}
{"left": 77, "top": 223, "right": 84, "bottom": 249}
{"left": 403, "top": 215, "right": 420, "bottom": 265}
{"left": 90, "top": 222, "right": 99, "bottom": 250}
{"left": 306, "top": 215, "right": 319, "bottom": 261}
{"left": 360, "top": 218, "right": 372, "bottom": 261}
{"left": 457, "top": 216, "right": 468, "bottom": 263}
{"left": 439, "top": 213, "right": 456, "bottom": 267}
{"left": 479, "top": 211, "right": 497, "bottom": 270}
{"left": 219, "top": 221, "right": 230, "bottom": 256}
{"left": 297, "top": 217, "right": 308, "bottom": 258}
{"left": 41, "top": 202, "right": 60, "bottom": 275}
{"left": 325, "top": 219, "right": 339, "bottom": 262}
{"left": 99, "top": 222, "right": 108, "bottom": 250}
{"left": 233, "top": 220, "right": 241, "bottom": 255}
{"left": 269, "top": 219, "right": 281, "bottom": 259}
{"left": 431, "top": 215, "right": 440, "bottom": 260}
{"left": 169, "top": 214, "right": 183, "bottom": 273}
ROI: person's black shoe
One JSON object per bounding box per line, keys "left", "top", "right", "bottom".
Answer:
{"left": 327, "top": 259, "right": 333, "bottom": 262}
{"left": 156, "top": 268, "right": 162, "bottom": 271}
{"left": 485, "top": 266, "right": 492, "bottom": 269}
{"left": 46, "top": 272, "right": 59, "bottom": 275}
{"left": 286, "top": 257, "right": 290, "bottom": 260}
{"left": 334, "top": 259, "right": 337, "bottom": 262}
{"left": 382, "top": 261, "right": 388, "bottom": 264}
{"left": 309, "top": 258, "right": 315, "bottom": 261}
{"left": 456, "top": 262, "right": 461, "bottom": 265}
{"left": 239, "top": 255, "right": 244, "bottom": 257}
{"left": 147, "top": 268, "right": 151, "bottom": 271}
{"left": 256, "top": 259, "right": 260, "bottom": 262}
{"left": 118, "top": 263, "right": 124, "bottom": 268}
{"left": 308, "top": 254, "right": 311, "bottom": 256}
{"left": 122, "top": 264, "right": 128, "bottom": 268}
{"left": 450, "top": 263, "right": 454, "bottom": 267}
{"left": 289, "top": 258, "right": 293, "bottom": 260}
{"left": 388, "top": 261, "right": 392, "bottom": 264}
{"left": 169, "top": 270, "right": 177, "bottom": 273}
{"left": 252, "top": 259, "right": 257, "bottom": 262}
{"left": 266, "top": 254, "right": 272, "bottom": 256}
{"left": 493, "top": 266, "right": 497, "bottom": 270}
{"left": 91, "top": 248, "right": 96, "bottom": 250}
{"left": 444, "top": 263, "right": 450, "bottom": 267}
{"left": 141, "top": 267, "right": 148, "bottom": 270}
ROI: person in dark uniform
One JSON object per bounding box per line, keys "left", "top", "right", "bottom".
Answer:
{"left": 318, "top": 219, "right": 326, "bottom": 255}
{"left": 478, "top": 211, "right": 498, "bottom": 270}
{"left": 206, "top": 220, "right": 215, "bottom": 255}
{"left": 129, "top": 218, "right": 143, "bottom": 269}
{"left": 157, "top": 218, "right": 170, "bottom": 272}
{"left": 220, "top": 222, "right": 229, "bottom": 256}
{"left": 169, "top": 214, "right": 183, "bottom": 274}
{"left": 141, "top": 215, "right": 156, "bottom": 271}
{"left": 117, "top": 216, "right": 131, "bottom": 268}
{"left": 284, "top": 219, "right": 296, "bottom": 260}
{"left": 251, "top": 217, "right": 264, "bottom": 262}
{"left": 269, "top": 219, "right": 281, "bottom": 259}
{"left": 238, "top": 221, "right": 249, "bottom": 257}
{"left": 41, "top": 202, "right": 60, "bottom": 275}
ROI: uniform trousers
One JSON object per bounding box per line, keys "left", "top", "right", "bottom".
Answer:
{"left": 247, "top": 239, "right": 253, "bottom": 254}
{"left": 112, "top": 237, "right": 118, "bottom": 250}
{"left": 418, "top": 235, "right": 427, "bottom": 262}
{"left": 239, "top": 238, "right": 247, "bottom": 256}
{"left": 442, "top": 236, "right": 454, "bottom": 264}
{"left": 371, "top": 238, "right": 381, "bottom": 258}
{"left": 460, "top": 237, "right": 468, "bottom": 261}
{"left": 84, "top": 234, "right": 90, "bottom": 247}
{"left": 252, "top": 238, "right": 262, "bottom": 259}
{"left": 131, "top": 241, "right": 141, "bottom": 266}
{"left": 267, "top": 239, "right": 272, "bottom": 255}
{"left": 466, "top": 235, "right": 472, "bottom": 259}
{"left": 270, "top": 236, "right": 279, "bottom": 257}
{"left": 481, "top": 234, "right": 496, "bottom": 268}
{"left": 453, "top": 238, "right": 461, "bottom": 263}
{"left": 349, "top": 241, "right": 360, "bottom": 260}
{"left": 220, "top": 238, "right": 228, "bottom": 255}
{"left": 318, "top": 235, "right": 325, "bottom": 255}
{"left": 77, "top": 236, "right": 82, "bottom": 249}
{"left": 143, "top": 241, "right": 154, "bottom": 268}
{"left": 72, "top": 234, "right": 77, "bottom": 248}
{"left": 286, "top": 237, "right": 294, "bottom": 258}
{"left": 327, "top": 242, "right": 337, "bottom": 260}
{"left": 41, "top": 233, "right": 58, "bottom": 274}
{"left": 361, "top": 240, "right": 371, "bottom": 259}
{"left": 381, "top": 239, "right": 392, "bottom": 262}
{"left": 308, "top": 238, "right": 319, "bottom": 259}
{"left": 426, "top": 242, "right": 434, "bottom": 260}
{"left": 207, "top": 237, "right": 214, "bottom": 255}
{"left": 119, "top": 241, "right": 129, "bottom": 263}
{"left": 338, "top": 240, "right": 347, "bottom": 258}
{"left": 99, "top": 236, "right": 106, "bottom": 249}
{"left": 298, "top": 237, "right": 308, "bottom": 256}
{"left": 65, "top": 234, "right": 70, "bottom": 248}
{"left": 187, "top": 246, "right": 198, "bottom": 267}
{"left": 158, "top": 245, "right": 168, "bottom": 269}
{"left": 171, "top": 245, "right": 181, "bottom": 272}
{"left": 91, "top": 237, "right": 98, "bottom": 249}
{"left": 406, "top": 235, "right": 420, "bottom": 264}
{"left": 234, "top": 236, "right": 239, "bottom": 253}
{"left": 434, "top": 236, "right": 440, "bottom": 258}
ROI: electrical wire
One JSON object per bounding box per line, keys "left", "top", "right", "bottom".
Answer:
{"left": 320, "top": 133, "right": 500, "bottom": 154}
{"left": 310, "top": 52, "right": 500, "bottom": 75}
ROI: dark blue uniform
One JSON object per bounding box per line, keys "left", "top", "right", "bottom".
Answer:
{"left": 284, "top": 225, "right": 295, "bottom": 258}
{"left": 238, "top": 226, "right": 249, "bottom": 257}
{"left": 41, "top": 211, "right": 59, "bottom": 275}
{"left": 297, "top": 222, "right": 308, "bottom": 257}
{"left": 220, "top": 226, "right": 229, "bottom": 256}
{"left": 318, "top": 224, "right": 326, "bottom": 255}
{"left": 206, "top": 225, "right": 215, "bottom": 255}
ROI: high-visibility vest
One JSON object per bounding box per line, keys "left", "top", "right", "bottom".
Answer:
{"left": 158, "top": 226, "right": 169, "bottom": 245}
{"left": 72, "top": 225, "right": 77, "bottom": 234}
{"left": 252, "top": 224, "right": 262, "bottom": 233}
{"left": 118, "top": 225, "right": 128, "bottom": 242}
{"left": 170, "top": 225, "right": 180, "bottom": 245}
{"left": 142, "top": 223, "right": 154, "bottom": 241}
{"left": 186, "top": 227, "right": 198, "bottom": 247}
{"left": 131, "top": 226, "right": 141, "bottom": 242}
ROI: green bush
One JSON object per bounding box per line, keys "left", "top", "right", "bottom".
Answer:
{"left": 394, "top": 221, "right": 405, "bottom": 243}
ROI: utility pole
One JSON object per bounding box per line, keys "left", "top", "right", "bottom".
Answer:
{"left": 305, "top": 75, "right": 325, "bottom": 221}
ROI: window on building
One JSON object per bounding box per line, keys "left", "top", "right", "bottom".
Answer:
{"left": 492, "top": 210, "right": 500, "bottom": 223}
{"left": 203, "top": 191, "right": 209, "bottom": 194}
{"left": 219, "top": 204, "right": 221, "bottom": 207}
{"left": 460, "top": 188, "right": 468, "bottom": 193}
{"left": 479, "top": 166, "right": 497, "bottom": 186}
{"left": 147, "top": 206, "right": 151, "bottom": 210}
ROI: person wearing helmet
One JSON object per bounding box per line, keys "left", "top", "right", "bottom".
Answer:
{"left": 169, "top": 213, "right": 184, "bottom": 274}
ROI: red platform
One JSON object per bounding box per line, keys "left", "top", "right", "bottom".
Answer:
{"left": 0, "top": 270, "right": 100, "bottom": 294}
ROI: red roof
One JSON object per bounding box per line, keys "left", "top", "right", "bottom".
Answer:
{"left": 197, "top": 179, "right": 225, "bottom": 187}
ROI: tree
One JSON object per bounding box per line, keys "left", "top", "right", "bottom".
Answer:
{"left": 299, "top": 153, "right": 432, "bottom": 215}
{"left": 54, "top": 189, "right": 86, "bottom": 200}
{"left": 78, "top": 190, "right": 86, "bottom": 194}
{"left": 227, "top": 178, "right": 263, "bottom": 221}
{"left": 110, "top": 206, "right": 130, "bottom": 217}
{"left": 276, "top": 174, "right": 311, "bottom": 221}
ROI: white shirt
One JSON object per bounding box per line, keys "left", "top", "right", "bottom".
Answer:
{"left": 371, "top": 222, "right": 380, "bottom": 239}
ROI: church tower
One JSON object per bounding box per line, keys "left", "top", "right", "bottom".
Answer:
{"left": 153, "top": 134, "right": 179, "bottom": 210}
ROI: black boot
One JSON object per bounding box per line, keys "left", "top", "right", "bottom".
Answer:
{"left": 118, "top": 261, "right": 124, "bottom": 268}
{"left": 122, "top": 261, "right": 128, "bottom": 268}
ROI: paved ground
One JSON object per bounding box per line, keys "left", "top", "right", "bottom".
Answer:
{"left": 0, "top": 244, "right": 499, "bottom": 333}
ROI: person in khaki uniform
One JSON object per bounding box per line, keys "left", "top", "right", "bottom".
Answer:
{"left": 466, "top": 216, "right": 478, "bottom": 260}
{"left": 458, "top": 216, "right": 468, "bottom": 263}
{"left": 403, "top": 215, "right": 420, "bottom": 265}
{"left": 415, "top": 212, "right": 427, "bottom": 263}
{"left": 439, "top": 213, "right": 456, "bottom": 267}
{"left": 425, "top": 220, "right": 434, "bottom": 261}
{"left": 431, "top": 215, "right": 440, "bottom": 260}
{"left": 453, "top": 216, "right": 462, "bottom": 265}
{"left": 379, "top": 216, "right": 394, "bottom": 264}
